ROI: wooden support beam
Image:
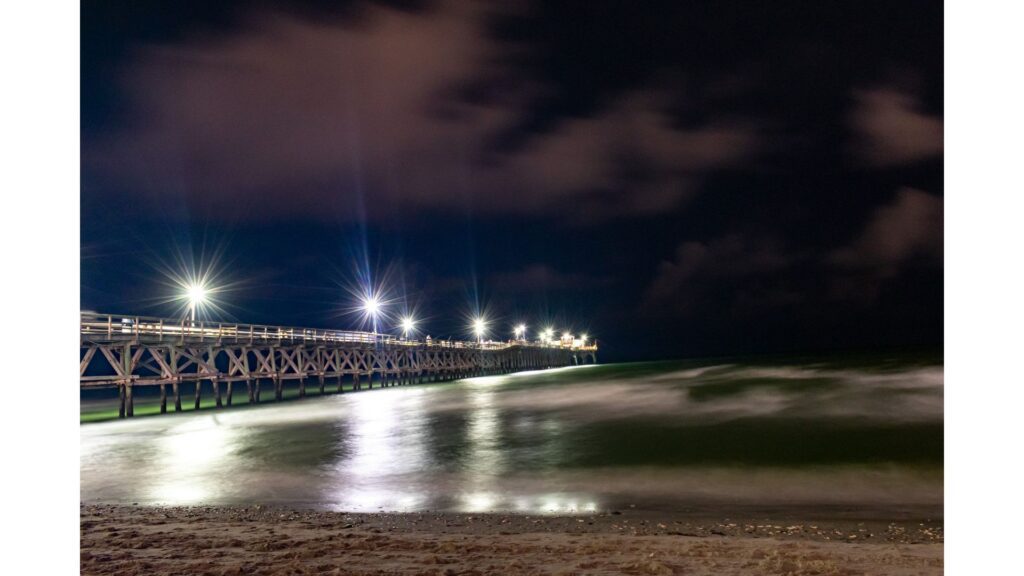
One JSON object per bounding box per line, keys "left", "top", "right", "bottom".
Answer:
{"left": 123, "top": 343, "right": 133, "bottom": 417}
{"left": 80, "top": 346, "right": 97, "bottom": 377}
{"left": 213, "top": 378, "right": 222, "bottom": 408}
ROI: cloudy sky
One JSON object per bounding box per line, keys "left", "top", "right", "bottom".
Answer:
{"left": 81, "top": 0, "right": 943, "bottom": 360}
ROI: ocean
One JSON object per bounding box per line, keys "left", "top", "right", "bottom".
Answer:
{"left": 80, "top": 356, "right": 943, "bottom": 515}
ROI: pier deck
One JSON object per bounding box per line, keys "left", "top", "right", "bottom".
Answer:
{"left": 80, "top": 312, "right": 597, "bottom": 418}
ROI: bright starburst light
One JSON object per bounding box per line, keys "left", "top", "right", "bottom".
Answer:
{"left": 362, "top": 294, "right": 381, "bottom": 315}
{"left": 358, "top": 292, "right": 387, "bottom": 334}
{"left": 145, "top": 241, "right": 237, "bottom": 322}
{"left": 401, "top": 316, "right": 416, "bottom": 336}
{"left": 187, "top": 284, "right": 207, "bottom": 305}
{"left": 473, "top": 318, "right": 487, "bottom": 340}
{"left": 184, "top": 283, "right": 209, "bottom": 322}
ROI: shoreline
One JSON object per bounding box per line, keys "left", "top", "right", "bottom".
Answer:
{"left": 81, "top": 504, "right": 942, "bottom": 575}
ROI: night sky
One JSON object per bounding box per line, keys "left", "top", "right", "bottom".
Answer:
{"left": 81, "top": 0, "right": 943, "bottom": 361}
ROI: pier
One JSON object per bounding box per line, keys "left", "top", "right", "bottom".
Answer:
{"left": 80, "top": 312, "right": 598, "bottom": 418}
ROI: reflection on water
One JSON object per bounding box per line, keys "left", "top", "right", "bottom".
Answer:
{"left": 328, "top": 387, "right": 429, "bottom": 511}
{"left": 80, "top": 361, "right": 943, "bottom": 513}
{"left": 150, "top": 417, "right": 238, "bottom": 504}
{"left": 463, "top": 377, "right": 501, "bottom": 510}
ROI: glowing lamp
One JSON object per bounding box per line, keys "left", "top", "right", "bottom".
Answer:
{"left": 187, "top": 284, "right": 207, "bottom": 305}
{"left": 362, "top": 295, "right": 381, "bottom": 315}
{"left": 401, "top": 316, "right": 416, "bottom": 335}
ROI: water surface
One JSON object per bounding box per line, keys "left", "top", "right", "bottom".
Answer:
{"left": 80, "top": 358, "right": 943, "bottom": 514}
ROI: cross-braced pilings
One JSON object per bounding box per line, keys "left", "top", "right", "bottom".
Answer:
{"left": 80, "top": 313, "right": 598, "bottom": 418}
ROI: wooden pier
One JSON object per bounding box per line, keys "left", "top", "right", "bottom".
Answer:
{"left": 80, "top": 312, "right": 598, "bottom": 418}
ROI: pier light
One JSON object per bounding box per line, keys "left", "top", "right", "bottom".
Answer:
{"left": 473, "top": 318, "right": 487, "bottom": 341}
{"left": 362, "top": 294, "right": 381, "bottom": 316}
{"left": 361, "top": 293, "right": 384, "bottom": 334}
{"left": 562, "top": 332, "right": 571, "bottom": 340}
{"left": 543, "top": 327, "right": 554, "bottom": 342}
{"left": 187, "top": 284, "right": 207, "bottom": 305}
{"left": 514, "top": 324, "right": 526, "bottom": 339}
{"left": 185, "top": 283, "right": 207, "bottom": 322}
{"left": 400, "top": 316, "right": 416, "bottom": 337}
{"left": 581, "top": 334, "right": 588, "bottom": 344}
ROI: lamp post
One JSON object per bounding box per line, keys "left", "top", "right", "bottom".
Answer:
{"left": 362, "top": 294, "right": 381, "bottom": 334}
{"left": 473, "top": 318, "right": 487, "bottom": 344}
{"left": 186, "top": 284, "right": 206, "bottom": 324}
{"left": 514, "top": 324, "right": 526, "bottom": 340}
{"left": 401, "top": 316, "right": 416, "bottom": 339}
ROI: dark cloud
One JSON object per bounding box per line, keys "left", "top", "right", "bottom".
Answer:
{"left": 85, "top": 1, "right": 758, "bottom": 224}
{"left": 644, "top": 187, "right": 944, "bottom": 319}
{"left": 642, "top": 234, "right": 798, "bottom": 316}
{"left": 848, "top": 87, "right": 943, "bottom": 167}
{"left": 827, "top": 187, "right": 943, "bottom": 304}
{"left": 829, "top": 188, "right": 943, "bottom": 276}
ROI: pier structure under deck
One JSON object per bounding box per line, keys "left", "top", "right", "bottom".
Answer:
{"left": 80, "top": 312, "right": 598, "bottom": 418}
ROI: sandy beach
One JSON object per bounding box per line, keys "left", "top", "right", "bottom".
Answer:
{"left": 81, "top": 504, "right": 942, "bottom": 575}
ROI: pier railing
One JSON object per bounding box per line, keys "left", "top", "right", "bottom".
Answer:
{"left": 80, "top": 312, "right": 597, "bottom": 351}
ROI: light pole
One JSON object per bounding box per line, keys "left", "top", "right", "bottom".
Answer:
{"left": 187, "top": 284, "right": 206, "bottom": 324}
{"left": 514, "top": 324, "right": 526, "bottom": 341}
{"left": 362, "top": 294, "right": 381, "bottom": 334}
{"left": 401, "top": 316, "right": 416, "bottom": 339}
{"left": 473, "top": 318, "right": 487, "bottom": 344}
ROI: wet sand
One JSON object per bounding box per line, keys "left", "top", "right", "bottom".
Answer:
{"left": 81, "top": 504, "right": 942, "bottom": 575}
